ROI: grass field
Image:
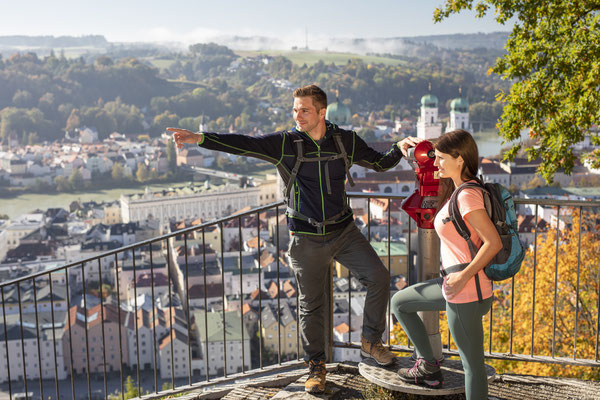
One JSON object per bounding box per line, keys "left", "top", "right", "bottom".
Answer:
{"left": 146, "top": 49, "right": 404, "bottom": 71}
{"left": 234, "top": 50, "right": 405, "bottom": 66}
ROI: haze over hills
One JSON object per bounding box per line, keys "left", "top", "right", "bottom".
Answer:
{"left": 0, "top": 31, "right": 510, "bottom": 145}
{"left": 0, "top": 32, "right": 509, "bottom": 56}
{"left": 0, "top": 34, "right": 108, "bottom": 48}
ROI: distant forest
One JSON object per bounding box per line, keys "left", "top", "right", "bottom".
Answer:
{"left": 0, "top": 38, "right": 510, "bottom": 145}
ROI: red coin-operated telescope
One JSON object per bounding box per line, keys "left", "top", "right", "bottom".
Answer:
{"left": 401, "top": 139, "right": 444, "bottom": 362}
{"left": 401, "top": 140, "right": 439, "bottom": 229}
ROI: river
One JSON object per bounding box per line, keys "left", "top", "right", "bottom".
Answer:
{"left": 1, "top": 132, "right": 512, "bottom": 219}
{"left": 0, "top": 181, "right": 195, "bottom": 219}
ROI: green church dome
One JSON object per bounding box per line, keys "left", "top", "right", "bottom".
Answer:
{"left": 326, "top": 101, "right": 352, "bottom": 125}
{"left": 450, "top": 98, "right": 469, "bottom": 113}
{"left": 420, "top": 94, "right": 438, "bottom": 108}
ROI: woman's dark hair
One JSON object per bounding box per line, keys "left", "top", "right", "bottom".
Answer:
{"left": 434, "top": 129, "right": 480, "bottom": 209}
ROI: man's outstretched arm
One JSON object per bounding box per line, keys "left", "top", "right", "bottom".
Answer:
{"left": 168, "top": 127, "right": 285, "bottom": 165}
{"left": 353, "top": 134, "right": 422, "bottom": 172}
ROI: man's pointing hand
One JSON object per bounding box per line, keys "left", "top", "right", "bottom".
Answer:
{"left": 167, "top": 127, "right": 203, "bottom": 149}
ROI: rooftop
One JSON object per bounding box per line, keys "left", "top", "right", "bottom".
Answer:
{"left": 193, "top": 310, "right": 249, "bottom": 342}
{"left": 370, "top": 241, "right": 408, "bottom": 257}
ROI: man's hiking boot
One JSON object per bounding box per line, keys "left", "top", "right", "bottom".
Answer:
{"left": 305, "top": 359, "right": 326, "bottom": 393}
{"left": 360, "top": 336, "right": 396, "bottom": 366}
{"left": 397, "top": 358, "right": 444, "bottom": 389}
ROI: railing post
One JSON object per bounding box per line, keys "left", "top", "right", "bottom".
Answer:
{"left": 417, "top": 228, "right": 443, "bottom": 362}
{"left": 326, "top": 260, "right": 334, "bottom": 362}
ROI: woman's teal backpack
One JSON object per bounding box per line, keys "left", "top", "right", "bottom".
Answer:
{"left": 444, "top": 181, "right": 526, "bottom": 300}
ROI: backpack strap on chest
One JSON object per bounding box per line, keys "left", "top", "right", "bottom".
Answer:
{"left": 332, "top": 131, "right": 355, "bottom": 187}
{"left": 284, "top": 138, "right": 305, "bottom": 205}
{"left": 446, "top": 182, "right": 489, "bottom": 240}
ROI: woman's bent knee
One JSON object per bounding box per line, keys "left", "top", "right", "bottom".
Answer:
{"left": 391, "top": 289, "right": 412, "bottom": 313}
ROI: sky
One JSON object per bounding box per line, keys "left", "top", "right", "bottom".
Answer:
{"left": 2, "top": 0, "right": 512, "bottom": 45}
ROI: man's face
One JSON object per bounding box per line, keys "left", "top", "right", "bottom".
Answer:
{"left": 293, "top": 96, "right": 325, "bottom": 133}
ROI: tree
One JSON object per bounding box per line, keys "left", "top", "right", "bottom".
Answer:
{"left": 434, "top": 1, "right": 600, "bottom": 183}
{"left": 69, "top": 168, "right": 85, "bottom": 190}
{"left": 0, "top": 107, "right": 50, "bottom": 142}
{"left": 38, "top": 92, "right": 56, "bottom": 113}
{"left": 136, "top": 162, "right": 149, "bottom": 182}
{"left": 489, "top": 210, "right": 600, "bottom": 379}
{"left": 65, "top": 108, "right": 81, "bottom": 131}
{"left": 27, "top": 132, "right": 40, "bottom": 146}
{"left": 57, "top": 103, "right": 75, "bottom": 119}
{"left": 150, "top": 96, "right": 170, "bottom": 114}
{"left": 124, "top": 375, "right": 139, "bottom": 398}
{"left": 80, "top": 107, "right": 117, "bottom": 139}
{"left": 95, "top": 55, "right": 114, "bottom": 67}
{"left": 108, "top": 375, "right": 141, "bottom": 400}
{"left": 166, "top": 138, "right": 177, "bottom": 172}
{"left": 54, "top": 175, "right": 73, "bottom": 192}
{"left": 29, "top": 178, "right": 52, "bottom": 193}
{"left": 12, "top": 90, "right": 33, "bottom": 108}
{"left": 111, "top": 162, "right": 126, "bottom": 181}
{"left": 469, "top": 101, "right": 503, "bottom": 131}
{"left": 153, "top": 110, "right": 180, "bottom": 134}
{"left": 103, "top": 98, "right": 144, "bottom": 133}
{"left": 526, "top": 175, "right": 545, "bottom": 189}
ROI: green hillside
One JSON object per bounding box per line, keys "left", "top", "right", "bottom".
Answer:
{"left": 234, "top": 50, "right": 406, "bottom": 66}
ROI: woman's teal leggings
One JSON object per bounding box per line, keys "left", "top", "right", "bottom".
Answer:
{"left": 391, "top": 277, "right": 492, "bottom": 400}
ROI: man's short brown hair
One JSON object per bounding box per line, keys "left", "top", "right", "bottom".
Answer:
{"left": 293, "top": 84, "right": 327, "bottom": 111}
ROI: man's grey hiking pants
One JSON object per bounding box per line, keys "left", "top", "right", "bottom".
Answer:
{"left": 288, "top": 222, "right": 390, "bottom": 362}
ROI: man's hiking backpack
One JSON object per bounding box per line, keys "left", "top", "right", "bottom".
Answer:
{"left": 282, "top": 130, "right": 355, "bottom": 234}
{"left": 446, "top": 181, "right": 525, "bottom": 283}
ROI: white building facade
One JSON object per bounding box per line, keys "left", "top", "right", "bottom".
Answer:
{"left": 121, "top": 184, "right": 260, "bottom": 225}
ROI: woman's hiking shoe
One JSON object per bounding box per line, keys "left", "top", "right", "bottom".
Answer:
{"left": 410, "top": 350, "right": 445, "bottom": 364}
{"left": 360, "top": 336, "right": 396, "bottom": 366}
{"left": 397, "top": 358, "right": 444, "bottom": 389}
{"left": 304, "top": 359, "right": 326, "bottom": 393}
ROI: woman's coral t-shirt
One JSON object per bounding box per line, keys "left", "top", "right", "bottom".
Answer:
{"left": 434, "top": 186, "right": 493, "bottom": 303}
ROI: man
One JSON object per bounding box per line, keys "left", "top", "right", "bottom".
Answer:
{"left": 170, "top": 84, "right": 419, "bottom": 393}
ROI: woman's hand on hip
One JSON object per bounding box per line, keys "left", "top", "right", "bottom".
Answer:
{"left": 444, "top": 272, "right": 468, "bottom": 297}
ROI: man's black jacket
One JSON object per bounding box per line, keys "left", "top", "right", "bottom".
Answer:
{"left": 198, "top": 121, "right": 403, "bottom": 235}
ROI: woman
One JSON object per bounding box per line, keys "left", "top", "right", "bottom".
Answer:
{"left": 391, "top": 129, "right": 502, "bottom": 400}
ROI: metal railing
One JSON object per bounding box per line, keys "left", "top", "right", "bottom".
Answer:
{"left": 0, "top": 194, "right": 598, "bottom": 400}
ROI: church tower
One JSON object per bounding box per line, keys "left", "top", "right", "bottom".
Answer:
{"left": 446, "top": 90, "right": 470, "bottom": 132}
{"left": 416, "top": 85, "right": 443, "bottom": 140}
